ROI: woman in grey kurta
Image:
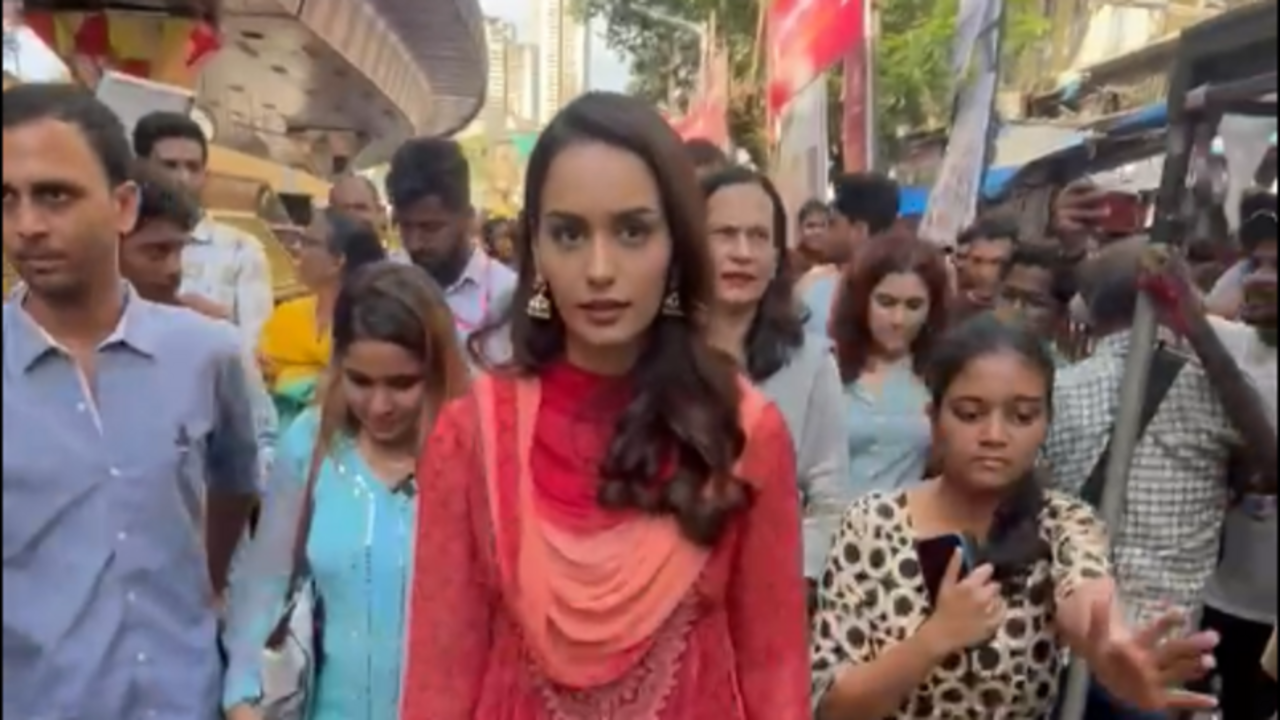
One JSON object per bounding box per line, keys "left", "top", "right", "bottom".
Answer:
{"left": 700, "top": 167, "right": 850, "bottom": 580}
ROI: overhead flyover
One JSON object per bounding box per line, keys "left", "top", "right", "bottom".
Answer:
{"left": 22, "top": 0, "right": 488, "bottom": 173}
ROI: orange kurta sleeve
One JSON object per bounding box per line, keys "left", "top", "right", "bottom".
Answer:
{"left": 728, "top": 403, "right": 812, "bottom": 719}
{"left": 401, "top": 397, "right": 493, "bottom": 720}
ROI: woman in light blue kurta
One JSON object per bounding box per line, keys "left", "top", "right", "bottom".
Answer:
{"left": 826, "top": 233, "right": 953, "bottom": 518}
{"left": 222, "top": 263, "right": 470, "bottom": 720}
{"left": 842, "top": 359, "right": 932, "bottom": 495}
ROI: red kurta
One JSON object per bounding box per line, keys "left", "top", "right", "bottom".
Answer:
{"left": 401, "top": 366, "right": 810, "bottom": 719}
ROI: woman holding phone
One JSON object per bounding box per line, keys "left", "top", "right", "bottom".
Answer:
{"left": 811, "top": 315, "right": 1220, "bottom": 720}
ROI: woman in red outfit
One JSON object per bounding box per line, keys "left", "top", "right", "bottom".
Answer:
{"left": 400, "top": 92, "right": 811, "bottom": 719}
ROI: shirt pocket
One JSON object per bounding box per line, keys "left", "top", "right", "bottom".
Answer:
{"left": 134, "top": 423, "right": 209, "bottom": 542}
{"left": 175, "top": 425, "right": 210, "bottom": 514}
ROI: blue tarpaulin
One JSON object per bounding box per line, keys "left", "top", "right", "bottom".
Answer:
{"left": 1091, "top": 103, "right": 1168, "bottom": 135}
{"left": 901, "top": 108, "right": 1179, "bottom": 213}
{"left": 982, "top": 166, "right": 1020, "bottom": 198}
{"left": 900, "top": 165, "right": 1026, "bottom": 217}
{"left": 899, "top": 187, "right": 930, "bottom": 217}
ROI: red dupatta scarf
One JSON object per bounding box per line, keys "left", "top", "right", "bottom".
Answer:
{"left": 471, "top": 365, "right": 768, "bottom": 689}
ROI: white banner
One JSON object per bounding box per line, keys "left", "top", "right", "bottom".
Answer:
{"left": 94, "top": 70, "right": 194, "bottom": 142}
{"left": 918, "top": 0, "right": 1004, "bottom": 246}
{"left": 774, "top": 75, "right": 830, "bottom": 247}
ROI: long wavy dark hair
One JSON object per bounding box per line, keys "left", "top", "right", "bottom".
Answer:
{"left": 831, "top": 230, "right": 951, "bottom": 383}
{"left": 927, "top": 314, "right": 1054, "bottom": 584}
{"left": 473, "top": 92, "right": 749, "bottom": 547}
{"left": 701, "top": 166, "right": 807, "bottom": 382}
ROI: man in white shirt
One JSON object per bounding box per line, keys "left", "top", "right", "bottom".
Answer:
{"left": 133, "top": 112, "right": 274, "bottom": 352}
{"left": 1202, "top": 265, "right": 1278, "bottom": 720}
{"left": 385, "top": 138, "right": 515, "bottom": 363}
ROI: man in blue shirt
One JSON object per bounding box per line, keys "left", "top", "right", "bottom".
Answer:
{"left": 3, "top": 83, "right": 260, "bottom": 720}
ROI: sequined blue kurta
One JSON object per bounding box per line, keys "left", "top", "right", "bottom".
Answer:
{"left": 223, "top": 410, "right": 415, "bottom": 720}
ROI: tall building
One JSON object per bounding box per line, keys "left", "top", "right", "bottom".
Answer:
{"left": 507, "top": 42, "right": 538, "bottom": 126}
{"left": 535, "top": 0, "right": 588, "bottom": 125}
{"left": 483, "top": 16, "right": 517, "bottom": 132}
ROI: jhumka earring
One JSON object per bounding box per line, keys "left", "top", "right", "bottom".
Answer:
{"left": 527, "top": 277, "right": 553, "bottom": 320}
{"left": 660, "top": 287, "right": 683, "bottom": 318}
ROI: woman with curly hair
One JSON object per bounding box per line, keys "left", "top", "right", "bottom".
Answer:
{"left": 818, "top": 232, "right": 951, "bottom": 548}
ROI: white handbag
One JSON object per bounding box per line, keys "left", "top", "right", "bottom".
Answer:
{"left": 259, "top": 443, "right": 325, "bottom": 720}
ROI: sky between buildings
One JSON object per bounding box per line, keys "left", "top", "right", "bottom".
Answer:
{"left": 480, "top": 0, "right": 631, "bottom": 92}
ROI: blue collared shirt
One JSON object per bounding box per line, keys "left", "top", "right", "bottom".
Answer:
{"left": 801, "top": 271, "right": 840, "bottom": 340}
{"left": 2, "top": 289, "right": 260, "bottom": 720}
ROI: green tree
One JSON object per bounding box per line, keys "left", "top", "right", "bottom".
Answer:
{"left": 575, "top": 0, "right": 769, "bottom": 164}
{"left": 870, "top": 0, "right": 1049, "bottom": 160}
{"left": 576, "top": 0, "right": 1047, "bottom": 169}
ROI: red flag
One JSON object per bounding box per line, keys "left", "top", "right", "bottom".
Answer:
{"left": 73, "top": 12, "right": 110, "bottom": 60}
{"left": 668, "top": 42, "right": 730, "bottom": 149}
{"left": 186, "top": 21, "right": 221, "bottom": 67}
{"left": 767, "top": 0, "right": 864, "bottom": 118}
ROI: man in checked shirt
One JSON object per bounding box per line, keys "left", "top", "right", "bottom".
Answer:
{"left": 1043, "top": 237, "right": 1277, "bottom": 719}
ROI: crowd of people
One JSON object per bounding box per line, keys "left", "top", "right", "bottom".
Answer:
{"left": 2, "top": 80, "right": 1277, "bottom": 720}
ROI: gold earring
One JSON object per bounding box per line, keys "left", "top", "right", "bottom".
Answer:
{"left": 527, "top": 278, "right": 553, "bottom": 320}
{"left": 661, "top": 288, "right": 683, "bottom": 318}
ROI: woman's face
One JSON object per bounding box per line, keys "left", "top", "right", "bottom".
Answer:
{"left": 291, "top": 214, "right": 342, "bottom": 289}
{"left": 340, "top": 340, "right": 427, "bottom": 446}
{"left": 934, "top": 350, "right": 1050, "bottom": 494}
{"left": 867, "top": 271, "right": 931, "bottom": 358}
{"left": 799, "top": 210, "right": 829, "bottom": 251}
{"left": 534, "top": 141, "right": 673, "bottom": 372}
{"left": 707, "top": 183, "right": 777, "bottom": 310}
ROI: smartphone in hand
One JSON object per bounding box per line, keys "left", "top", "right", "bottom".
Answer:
{"left": 1096, "top": 192, "right": 1147, "bottom": 237}
{"left": 917, "top": 534, "right": 973, "bottom": 609}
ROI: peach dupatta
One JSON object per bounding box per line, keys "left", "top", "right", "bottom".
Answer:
{"left": 471, "top": 374, "right": 768, "bottom": 689}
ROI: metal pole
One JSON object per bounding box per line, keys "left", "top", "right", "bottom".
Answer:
{"left": 1056, "top": 49, "right": 1197, "bottom": 720}
{"left": 1056, "top": 298, "right": 1161, "bottom": 720}
{"left": 864, "top": 0, "right": 878, "bottom": 170}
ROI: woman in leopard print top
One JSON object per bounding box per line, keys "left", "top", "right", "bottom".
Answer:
{"left": 811, "top": 315, "right": 1221, "bottom": 720}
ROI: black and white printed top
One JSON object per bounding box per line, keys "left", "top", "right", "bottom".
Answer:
{"left": 811, "top": 491, "right": 1111, "bottom": 719}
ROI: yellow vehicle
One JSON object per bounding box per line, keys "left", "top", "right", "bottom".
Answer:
{"left": 0, "top": 162, "right": 317, "bottom": 302}
{"left": 202, "top": 172, "right": 312, "bottom": 303}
